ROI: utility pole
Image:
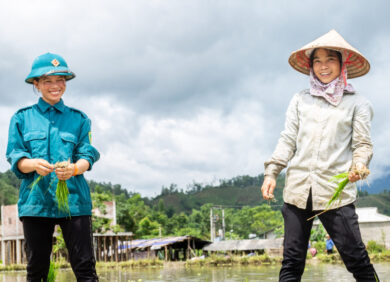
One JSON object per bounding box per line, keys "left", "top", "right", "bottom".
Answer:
{"left": 222, "top": 209, "right": 226, "bottom": 240}
{"left": 210, "top": 208, "right": 215, "bottom": 242}
{"left": 210, "top": 206, "right": 227, "bottom": 241}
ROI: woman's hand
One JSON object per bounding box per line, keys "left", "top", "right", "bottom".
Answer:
{"left": 17, "top": 158, "right": 54, "bottom": 176}
{"left": 55, "top": 163, "right": 75, "bottom": 181}
{"left": 34, "top": 159, "right": 54, "bottom": 176}
{"left": 261, "top": 176, "right": 276, "bottom": 200}
{"left": 348, "top": 162, "right": 368, "bottom": 183}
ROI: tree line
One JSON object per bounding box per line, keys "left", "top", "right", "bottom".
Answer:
{"left": 3, "top": 169, "right": 389, "bottom": 240}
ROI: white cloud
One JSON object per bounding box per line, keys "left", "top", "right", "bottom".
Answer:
{"left": 73, "top": 95, "right": 267, "bottom": 196}
{"left": 1, "top": 0, "right": 390, "bottom": 196}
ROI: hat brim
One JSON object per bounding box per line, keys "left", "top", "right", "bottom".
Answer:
{"left": 25, "top": 69, "right": 76, "bottom": 84}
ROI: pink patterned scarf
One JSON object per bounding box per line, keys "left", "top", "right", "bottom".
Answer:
{"left": 309, "top": 68, "right": 355, "bottom": 106}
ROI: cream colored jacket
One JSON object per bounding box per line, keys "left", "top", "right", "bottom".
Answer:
{"left": 264, "top": 89, "right": 373, "bottom": 210}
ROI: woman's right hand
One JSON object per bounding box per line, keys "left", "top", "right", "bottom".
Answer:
{"left": 33, "top": 159, "right": 54, "bottom": 176}
{"left": 261, "top": 176, "right": 276, "bottom": 200}
{"left": 18, "top": 158, "right": 54, "bottom": 176}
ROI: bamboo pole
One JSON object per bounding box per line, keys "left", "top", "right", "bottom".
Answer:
{"left": 110, "top": 236, "right": 113, "bottom": 262}
{"left": 104, "top": 236, "right": 107, "bottom": 262}
{"left": 96, "top": 237, "right": 100, "bottom": 262}
{"left": 187, "top": 238, "right": 190, "bottom": 260}
{"left": 125, "top": 236, "right": 129, "bottom": 261}
{"left": 115, "top": 236, "right": 118, "bottom": 262}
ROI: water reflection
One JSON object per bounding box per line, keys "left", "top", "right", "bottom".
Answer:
{"left": 1, "top": 263, "right": 389, "bottom": 281}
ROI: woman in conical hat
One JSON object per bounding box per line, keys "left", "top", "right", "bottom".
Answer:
{"left": 261, "top": 30, "right": 379, "bottom": 281}
{"left": 6, "top": 53, "right": 100, "bottom": 281}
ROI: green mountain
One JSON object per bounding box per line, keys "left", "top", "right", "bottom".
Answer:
{"left": 150, "top": 175, "right": 285, "bottom": 215}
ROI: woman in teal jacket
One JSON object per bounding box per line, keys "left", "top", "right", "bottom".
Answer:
{"left": 6, "top": 53, "right": 100, "bottom": 281}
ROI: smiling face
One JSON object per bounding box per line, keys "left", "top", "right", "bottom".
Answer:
{"left": 312, "top": 48, "right": 341, "bottom": 84}
{"left": 33, "top": 75, "right": 66, "bottom": 105}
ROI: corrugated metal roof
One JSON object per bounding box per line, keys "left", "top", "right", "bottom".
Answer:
{"left": 203, "top": 238, "right": 283, "bottom": 252}
{"left": 119, "top": 236, "right": 206, "bottom": 250}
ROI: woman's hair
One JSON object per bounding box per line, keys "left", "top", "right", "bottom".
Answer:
{"left": 309, "top": 48, "right": 342, "bottom": 68}
{"left": 33, "top": 75, "right": 48, "bottom": 83}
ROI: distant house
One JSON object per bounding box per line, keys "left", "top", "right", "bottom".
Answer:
{"left": 115, "top": 236, "right": 210, "bottom": 261}
{"left": 258, "top": 226, "right": 282, "bottom": 240}
{"left": 0, "top": 204, "right": 25, "bottom": 264}
{"left": 314, "top": 207, "right": 390, "bottom": 248}
{"left": 355, "top": 207, "right": 390, "bottom": 248}
{"left": 203, "top": 238, "right": 283, "bottom": 256}
{"left": 1, "top": 204, "right": 23, "bottom": 238}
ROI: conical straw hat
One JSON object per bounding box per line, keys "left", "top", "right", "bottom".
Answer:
{"left": 288, "top": 29, "right": 370, "bottom": 78}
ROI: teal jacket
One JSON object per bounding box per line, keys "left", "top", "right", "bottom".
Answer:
{"left": 6, "top": 98, "right": 100, "bottom": 218}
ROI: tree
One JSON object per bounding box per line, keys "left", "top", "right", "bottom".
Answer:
{"left": 136, "top": 217, "right": 160, "bottom": 237}
{"left": 116, "top": 193, "right": 151, "bottom": 234}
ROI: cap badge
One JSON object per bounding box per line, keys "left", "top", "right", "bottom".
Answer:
{"left": 51, "top": 59, "right": 60, "bottom": 67}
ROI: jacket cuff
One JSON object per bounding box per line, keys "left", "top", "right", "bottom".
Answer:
{"left": 75, "top": 143, "right": 100, "bottom": 171}
{"left": 9, "top": 153, "right": 33, "bottom": 179}
{"left": 264, "top": 163, "right": 282, "bottom": 180}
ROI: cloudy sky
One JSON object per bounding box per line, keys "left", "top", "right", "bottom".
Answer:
{"left": 1, "top": 1, "right": 389, "bottom": 197}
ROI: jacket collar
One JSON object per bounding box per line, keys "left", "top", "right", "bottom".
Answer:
{"left": 37, "top": 98, "right": 65, "bottom": 113}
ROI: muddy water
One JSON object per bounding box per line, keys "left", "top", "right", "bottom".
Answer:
{"left": 1, "top": 262, "right": 389, "bottom": 281}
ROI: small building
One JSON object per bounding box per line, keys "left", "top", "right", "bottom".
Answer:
{"left": 313, "top": 207, "right": 390, "bottom": 248}
{"left": 356, "top": 207, "right": 390, "bottom": 248}
{"left": 258, "top": 226, "right": 281, "bottom": 239}
{"left": 203, "top": 238, "right": 283, "bottom": 256}
{"left": 121, "top": 236, "right": 210, "bottom": 261}
{"left": 0, "top": 204, "right": 25, "bottom": 265}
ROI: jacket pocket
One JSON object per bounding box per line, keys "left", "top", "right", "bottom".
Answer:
{"left": 24, "top": 131, "right": 47, "bottom": 157}
{"left": 59, "top": 132, "right": 77, "bottom": 158}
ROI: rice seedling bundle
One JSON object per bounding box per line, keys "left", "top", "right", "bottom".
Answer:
{"left": 54, "top": 160, "right": 71, "bottom": 213}
{"left": 28, "top": 160, "right": 71, "bottom": 214}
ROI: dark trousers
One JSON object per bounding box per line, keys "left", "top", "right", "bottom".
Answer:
{"left": 279, "top": 193, "right": 379, "bottom": 282}
{"left": 22, "top": 216, "right": 98, "bottom": 282}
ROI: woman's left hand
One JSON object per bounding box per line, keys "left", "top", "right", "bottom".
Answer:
{"left": 348, "top": 162, "right": 366, "bottom": 183}
{"left": 55, "top": 164, "right": 75, "bottom": 181}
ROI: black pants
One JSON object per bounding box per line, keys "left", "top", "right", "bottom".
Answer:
{"left": 22, "top": 216, "right": 98, "bottom": 282}
{"left": 279, "top": 193, "right": 379, "bottom": 282}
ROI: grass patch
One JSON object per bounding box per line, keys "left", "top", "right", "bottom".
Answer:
{"left": 96, "top": 259, "right": 163, "bottom": 269}
{"left": 185, "top": 254, "right": 281, "bottom": 267}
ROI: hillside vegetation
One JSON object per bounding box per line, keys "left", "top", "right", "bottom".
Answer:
{"left": 1, "top": 170, "right": 389, "bottom": 240}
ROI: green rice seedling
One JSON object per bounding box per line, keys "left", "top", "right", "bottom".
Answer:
{"left": 28, "top": 175, "right": 42, "bottom": 190}
{"left": 54, "top": 160, "right": 71, "bottom": 214}
{"left": 308, "top": 167, "right": 370, "bottom": 221}
{"left": 326, "top": 172, "right": 350, "bottom": 208}
{"left": 47, "top": 261, "right": 57, "bottom": 282}
{"left": 56, "top": 179, "right": 70, "bottom": 213}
